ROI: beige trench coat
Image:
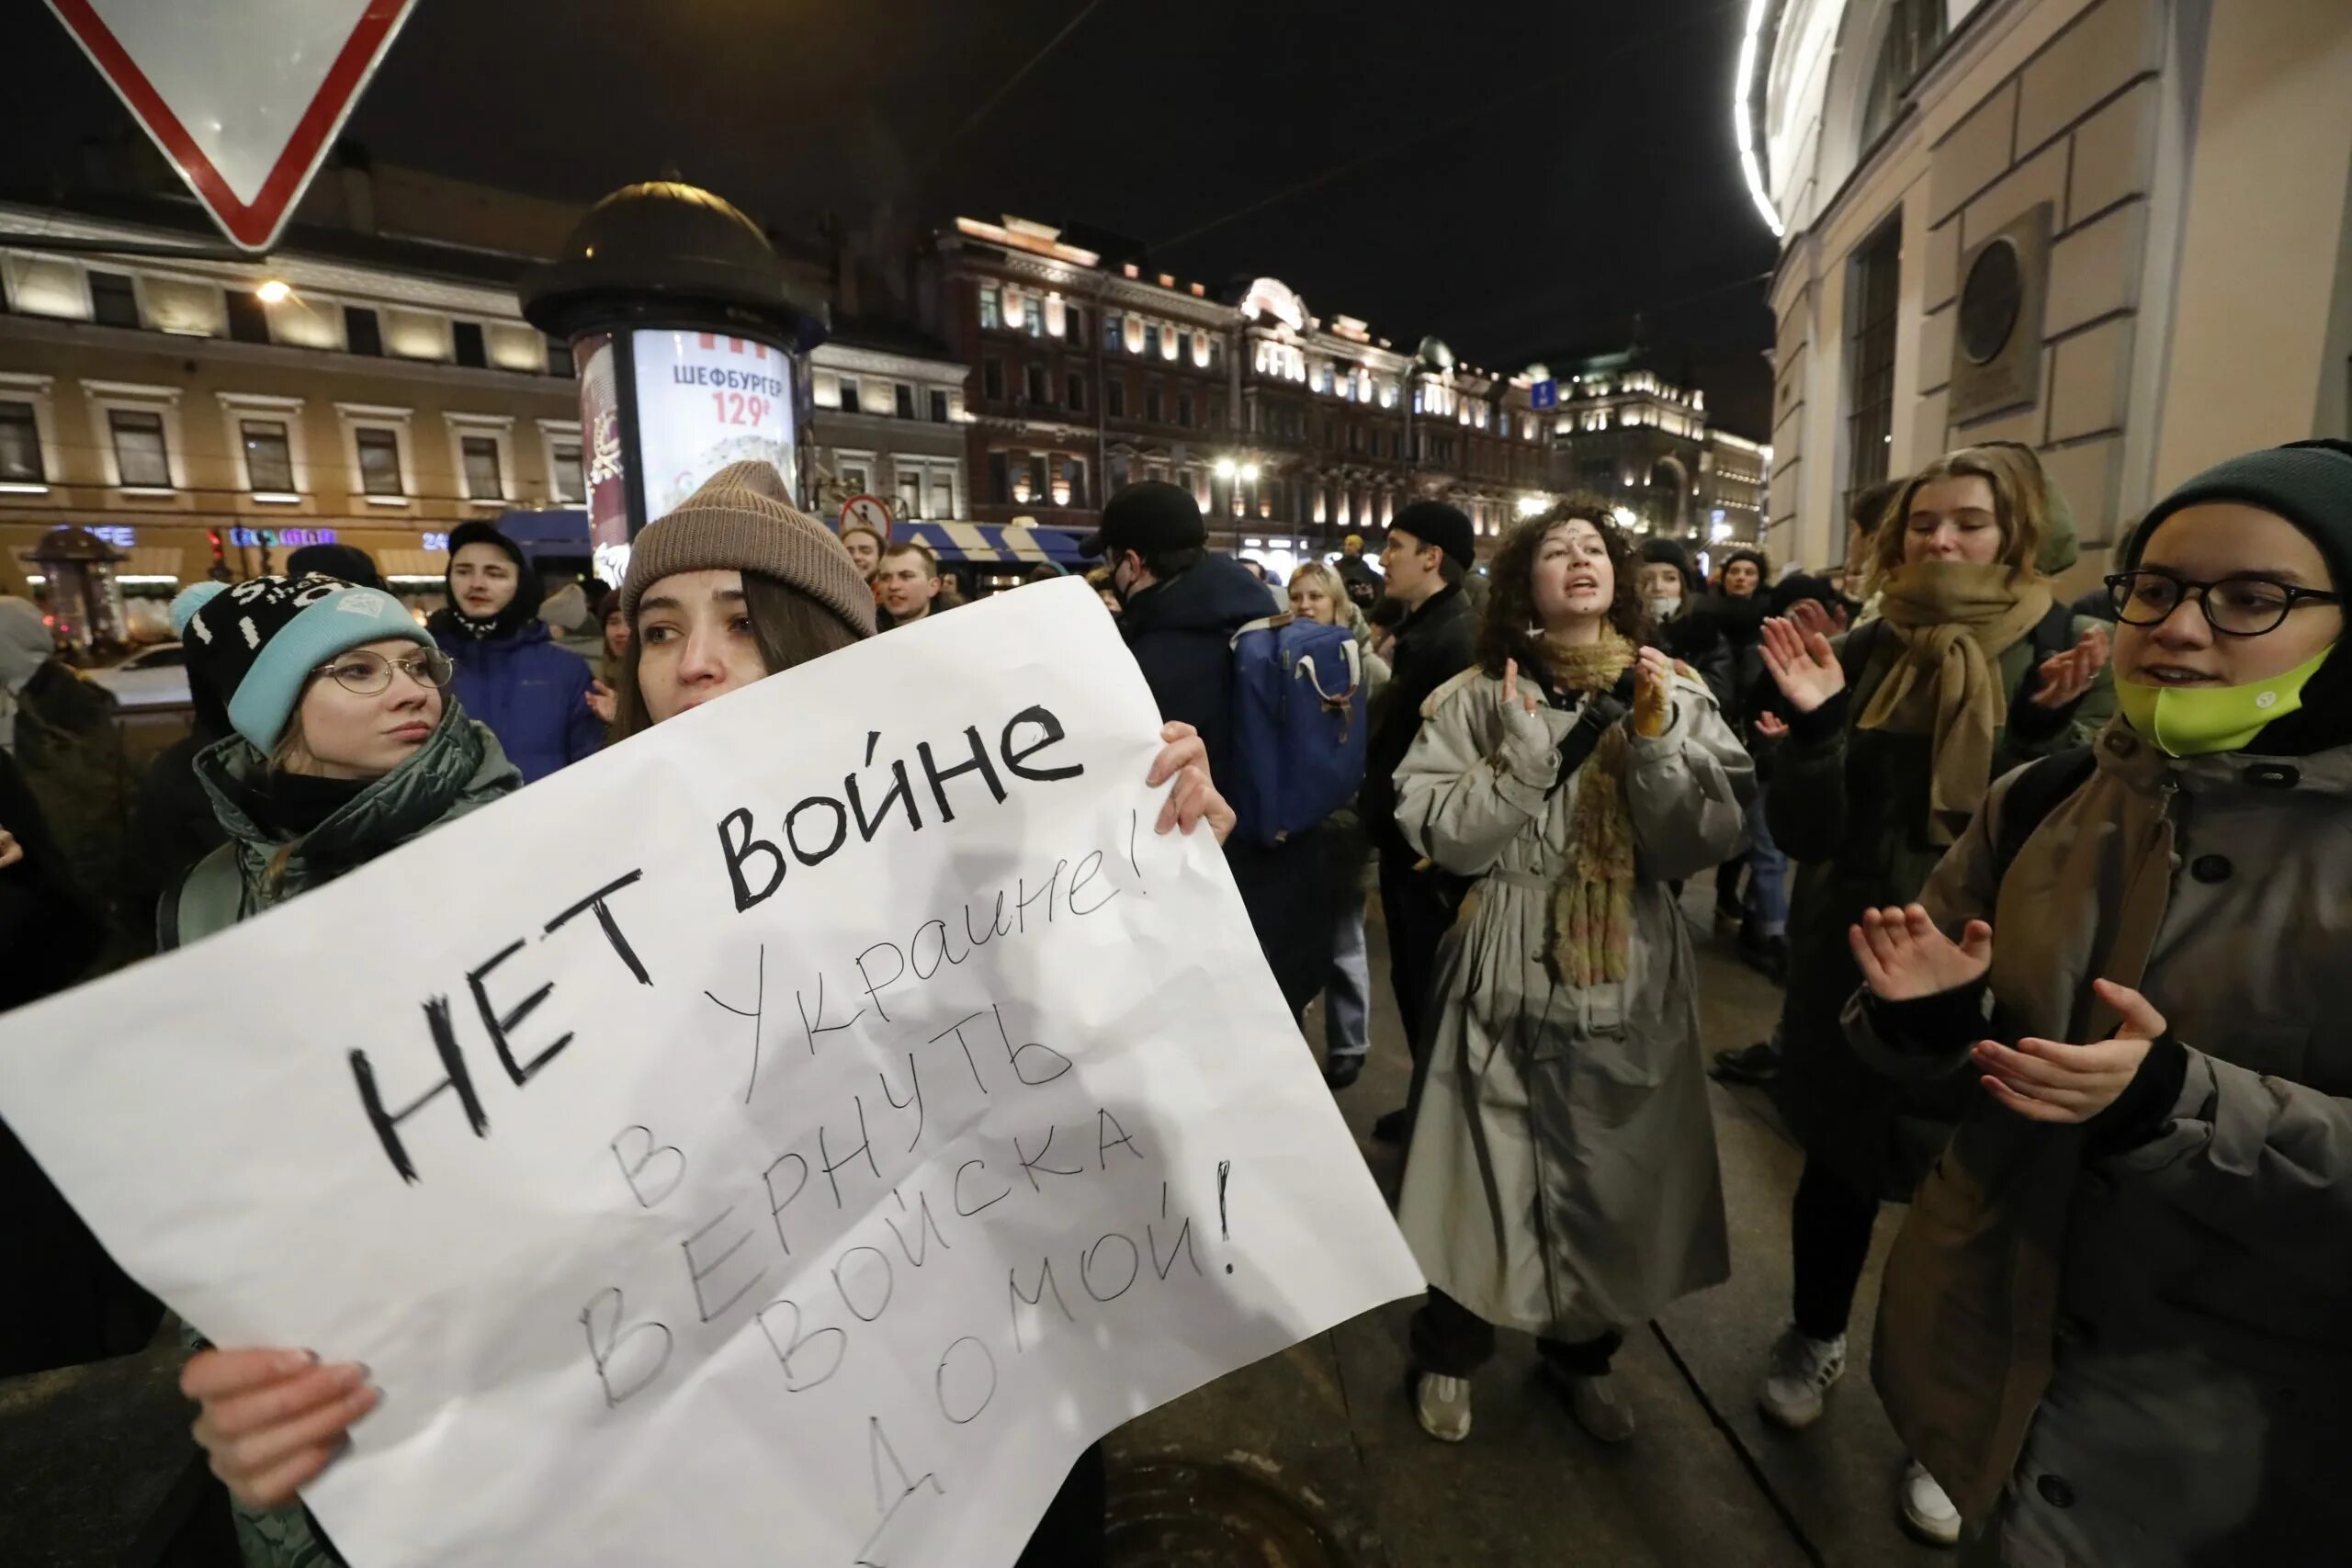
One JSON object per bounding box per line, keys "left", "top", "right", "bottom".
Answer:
{"left": 1851, "top": 720, "right": 2352, "bottom": 1565}
{"left": 1394, "top": 667, "right": 1753, "bottom": 1336}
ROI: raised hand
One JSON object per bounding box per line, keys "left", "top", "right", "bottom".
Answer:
{"left": 183, "top": 1347, "right": 378, "bottom": 1509}
{"left": 585, "top": 679, "right": 618, "bottom": 725}
{"left": 1849, "top": 903, "right": 1992, "bottom": 1001}
{"left": 1633, "top": 646, "right": 1672, "bottom": 738}
{"left": 2029, "top": 625, "right": 2110, "bottom": 711}
{"left": 1970, "top": 979, "right": 2164, "bottom": 1123}
{"left": 1753, "top": 711, "right": 1789, "bottom": 739}
{"left": 1759, "top": 615, "right": 1846, "bottom": 715}
{"left": 1789, "top": 597, "right": 1849, "bottom": 640}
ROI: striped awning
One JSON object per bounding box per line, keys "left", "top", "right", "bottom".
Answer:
{"left": 899, "top": 522, "right": 1087, "bottom": 565}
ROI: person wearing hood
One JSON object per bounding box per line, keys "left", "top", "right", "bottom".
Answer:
{"left": 165, "top": 570, "right": 520, "bottom": 1566}
{"left": 1088, "top": 480, "right": 1331, "bottom": 1019}
{"left": 1828, "top": 439, "right": 2352, "bottom": 1563}
{"left": 183, "top": 462, "right": 1236, "bottom": 1568}
{"left": 1704, "top": 547, "right": 1772, "bottom": 935}
{"left": 1636, "top": 538, "right": 1733, "bottom": 711}
{"left": 1336, "top": 533, "right": 1384, "bottom": 610}
{"left": 428, "top": 521, "right": 602, "bottom": 784}
{"left": 1749, "top": 444, "right": 2114, "bottom": 1547}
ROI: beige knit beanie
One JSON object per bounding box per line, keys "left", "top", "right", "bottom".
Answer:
{"left": 620, "top": 460, "right": 876, "bottom": 637}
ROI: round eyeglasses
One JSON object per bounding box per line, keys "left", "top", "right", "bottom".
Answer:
{"left": 2104, "top": 570, "right": 2342, "bottom": 638}
{"left": 311, "top": 648, "right": 456, "bottom": 695}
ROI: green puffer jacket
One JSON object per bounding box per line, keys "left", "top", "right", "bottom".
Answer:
{"left": 1764, "top": 609, "right": 2114, "bottom": 1199}
{"left": 179, "top": 702, "right": 519, "bottom": 938}
{"left": 173, "top": 701, "right": 517, "bottom": 1568}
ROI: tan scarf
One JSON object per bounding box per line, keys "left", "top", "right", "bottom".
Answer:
{"left": 1541, "top": 631, "right": 1637, "bottom": 987}
{"left": 1857, "top": 560, "right": 2053, "bottom": 842}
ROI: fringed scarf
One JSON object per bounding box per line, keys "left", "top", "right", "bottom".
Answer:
{"left": 1542, "top": 631, "right": 1638, "bottom": 987}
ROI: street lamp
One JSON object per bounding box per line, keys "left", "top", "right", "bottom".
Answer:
{"left": 1239, "top": 463, "right": 1260, "bottom": 482}
{"left": 254, "top": 278, "right": 291, "bottom": 304}
{"left": 1515, "top": 494, "right": 1548, "bottom": 518}
{"left": 1214, "top": 457, "right": 1238, "bottom": 479}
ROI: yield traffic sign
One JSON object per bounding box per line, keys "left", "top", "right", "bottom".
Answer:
{"left": 45, "top": 0, "right": 420, "bottom": 252}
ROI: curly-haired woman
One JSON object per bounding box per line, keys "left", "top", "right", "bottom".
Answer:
{"left": 1391, "top": 504, "right": 1754, "bottom": 1446}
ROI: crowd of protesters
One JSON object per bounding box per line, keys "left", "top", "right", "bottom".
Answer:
{"left": 5, "top": 430, "right": 2349, "bottom": 1566}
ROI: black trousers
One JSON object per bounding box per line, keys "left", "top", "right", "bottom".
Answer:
{"left": 1790, "top": 1156, "right": 1883, "bottom": 1341}
{"left": 1378, "top": 844, "right": 1456, "bottom": 1065}
{"left": 1409, "top": 1288, "right": 1623, "bottom": 1380}
{"left": 1227, "top": 829, "right": 1332, "bottom": 1021}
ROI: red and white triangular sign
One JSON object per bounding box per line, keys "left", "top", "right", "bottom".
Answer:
{"left": 45, "top": 0, "right": 419, "bottom": 253}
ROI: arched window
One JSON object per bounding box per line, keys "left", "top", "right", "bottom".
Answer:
{"left": 1859, "top": 0, "right": 1948, "bottom": 150}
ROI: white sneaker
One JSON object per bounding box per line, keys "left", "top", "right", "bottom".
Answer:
{"left": 1899, "top": 1460, "right": 1962, "bottom": 1548}
{"left": 1414, "top": 1371, "right": 1472, "bottom": 1443}
{"left": 1758, "top": 1325, "right": 1847, "bottom": 1430}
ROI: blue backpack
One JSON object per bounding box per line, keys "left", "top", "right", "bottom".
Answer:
{"left": 1226, "top": 613, "right": 1368, "bottom": 847}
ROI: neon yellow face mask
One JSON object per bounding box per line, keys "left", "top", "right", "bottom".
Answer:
{"left": 2117, "top": 643, "right": 2335, "bottom": 756}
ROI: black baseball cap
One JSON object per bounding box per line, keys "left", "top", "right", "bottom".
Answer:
{"left": 1081, "top": 481, "right": 1206, "bottom": 559}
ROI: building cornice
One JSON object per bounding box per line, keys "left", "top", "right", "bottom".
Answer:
{"left": 0, "top": 203, "right": 526, "bottom": 317}
{"left": 0, "top": 311, "right": 578, "bottom": 400}
{"left": 810, "top": 342, "right": 969, "bottom": 381}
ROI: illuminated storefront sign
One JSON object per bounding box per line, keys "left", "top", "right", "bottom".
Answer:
{"left": 228, "top": 526, "right": 338, "bottom": 547}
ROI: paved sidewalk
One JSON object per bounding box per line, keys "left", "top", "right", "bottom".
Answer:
{"left": 1106, "top": 877, "right": 1951, "bottom": 1568}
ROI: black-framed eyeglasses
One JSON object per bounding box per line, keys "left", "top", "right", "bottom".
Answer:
{"left": 311, "top": 648, "right": 455, "bottom": 695}
{"left": 2104, "top": 570, "right": 2342, "bottom": 637}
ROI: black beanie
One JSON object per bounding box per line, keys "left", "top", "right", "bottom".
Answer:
{"left": 286, "top": 542, "right": 386, "bottom": 592}
{"left": 1639, "top": 537, "right": 1699, "bottom": 594}
{"left": 434, "top": 521, "right": 543, "bottom": 641}
{"left": 1391, "top": 501, "right": 1475, "bottom": 570}
{"left": 2126, "top": 440, "right": 2352, "bottom": 756}
{"left": 2125, "top": 440, "right": 2352, "bottom": 592}
{"left": 1082, "top": 481, "right": 1205, "bottom": 560}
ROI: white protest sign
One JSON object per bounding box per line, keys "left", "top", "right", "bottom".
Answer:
{"left": 0, "top": 578, "right": 1421, "bottom": 1567}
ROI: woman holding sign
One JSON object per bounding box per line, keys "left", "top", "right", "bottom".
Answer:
{"left": 182, "top": 463, "right": 1235, "bottom": 1568}
{"left": 1392, "top": 504, "right": 1752, "bottom": 1446}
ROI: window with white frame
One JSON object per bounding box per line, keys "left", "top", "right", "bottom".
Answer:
{"left": 445, "top": 413, "right": 515, "bottom": 503}
{"left": 242, "top": 422, "right": 296, "bottom": 493}
{"left": 836, "top": 451, "right": 874, "bottom": 497}
{"left": 218, "top": 392, "right": 307, "bottom": 500}
{"left": 84, "top": 380, "right": 185, "bottom": 491}
{"left": 0, "top": 373, "right": 57, "bottom": 489}
{"left": 0, "top": 400, "right": 40, "bottom": 484}
{"left": 539, "top": 420, "right": 585, "bottom": 503}
{"left": 337, "top": 403, "right": 414, "bottom": 502}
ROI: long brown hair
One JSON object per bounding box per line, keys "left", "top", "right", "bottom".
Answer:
{"left": 1477, "top": 501, "right": 1649, "bottom": 680}
{"left": 1870, "top": 446, "right": 2049, "bottom": 583}
{"left": 612, "top": 570, "right": 865, "bottom": 738}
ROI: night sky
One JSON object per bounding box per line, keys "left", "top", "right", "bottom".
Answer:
{"left": 3, "top": 0, "right": 1779, "bottom": 434}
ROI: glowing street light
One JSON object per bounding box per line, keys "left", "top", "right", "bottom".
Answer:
{"left": 254, "top": 278, "right": 291, "bottom": 305}
{"left": 1239, "top": 463, "right": 1260, "bottom": 482}
{"left": 1515, "top": 494, "right": 1549, "bottom": 517}
{"left": 1214, "top": 457, "right": 1238, "bottom": 479}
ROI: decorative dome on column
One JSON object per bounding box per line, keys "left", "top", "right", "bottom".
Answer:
{"left": 520, "top": 179, "right": 827, "bottom": 351}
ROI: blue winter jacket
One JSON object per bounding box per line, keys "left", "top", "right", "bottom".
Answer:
{"left": 433, "top": 620, "right": 602, "bottom": 784}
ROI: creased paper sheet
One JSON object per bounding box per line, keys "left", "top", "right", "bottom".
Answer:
{"left": 0, "top": 576, "right": 1423, "bottom": 1567}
